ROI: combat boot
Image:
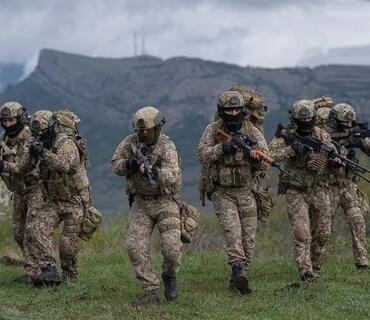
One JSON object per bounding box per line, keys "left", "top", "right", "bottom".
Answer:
{"left": 230, "top": 262, "right": 250, "bottom": 295}
{"left": 300, "top": 271, "right": 314, "bottom": 282}
{"left": 355, "top": 264, "right": 369, "bottom": 270}
{"left": 162, "top": 272, "right": 177, "bottom": 301}
{"left": 131, "top": 289, "right": 162, "bottom": 307}
{"left": 33, "top": 265, "right": 62, "bottom": 287}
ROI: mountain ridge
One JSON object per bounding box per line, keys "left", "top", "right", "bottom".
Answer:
{"left": 1, "top": 49, "right": 370, "bottom": 212}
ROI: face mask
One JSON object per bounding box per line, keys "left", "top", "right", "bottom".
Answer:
{"left": 2, "top": 120, "right": 24, "bottom": 138}
{"left": 37, "top": 127, "right": 55, "bottom": 149}
{"left": 219, "top": 110, "right": 245, "bottom": 132}
{"left": 294, "top": 118, "right": 315, "bottom": 136}
{"left": 337, "top": 121, "right": 353, "bottom": 132}
{"left": 137, "top": 126, "right": 160, "bottom": 146}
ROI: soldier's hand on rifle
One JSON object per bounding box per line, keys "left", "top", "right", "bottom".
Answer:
{"left": 222, "top": 140, "right": 237, "bottom": 155}
{"left": 29, "top": 140, "right": 44, "bottom": 158}
{"left": 125, "top": 158, "right": 139, "bottom": 173}
{"left": 291, "top": 141, "right": 310, "bottom": 156}
{"left": 139, "top": 162, "right": 146, "bottom": 175}
{"left": 249, "top": 149, "right": 262, "bottom": 160}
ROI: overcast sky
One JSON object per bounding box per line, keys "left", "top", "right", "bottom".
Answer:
{"left": 1, "top": 0, "right": 370, "bottom": 73}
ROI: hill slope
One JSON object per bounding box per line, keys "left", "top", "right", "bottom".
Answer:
{"left": 1, "top": 49, "right": 370, "bottom": 212}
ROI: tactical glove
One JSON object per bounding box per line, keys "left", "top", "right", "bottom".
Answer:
{"left": 222, "top": 141, "right": 237, "bottom": 155}
{"left": 0, "top": 160, "right": 4, "bottom": 172}
{"left": 29, "top": 141, "right": 44, "bottom": 158}
{"left": 125, "top": 158, "right": 139, "bottom": 173}
{"left": 291, "top": 141, "right": 309, "bottom": 156}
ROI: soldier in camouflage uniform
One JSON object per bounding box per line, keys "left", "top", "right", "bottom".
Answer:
{"left": 313, "top": 96, "right": 334, "bottom": 128}
{"left": 0, "top": 102, "right": 32, "bottom": 283}
{"left": 197, "top": 91, "right": 268, "bottom": 294}
{"left": 269, "top": 100, "right": 333, "bottom": 281}
{"left": 19, "top": 110, "right": 88, "bottom": 285}
{"left": 112, "top": 106, "right": 182, "bottom": 306}
{"left": 325, "top": 103, "right": 369, "bottom": 269}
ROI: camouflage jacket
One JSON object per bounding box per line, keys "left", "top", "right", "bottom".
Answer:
{"left": 269, "top": 126, "right": 333, "bottom": 189}
{"left": 325, "top": 126, "right": 370, "bottom": 182}
{"left": 197, "top": 119, "right": 268, "bottom": 190}
{"left": 0, "top": 126, "right": 32, "bottom": 194}
{"left": 111, "top": 133, "right": 181, "bottom": 196}
{"left": 20, "top": 133, "right": 89, "bottom": 200}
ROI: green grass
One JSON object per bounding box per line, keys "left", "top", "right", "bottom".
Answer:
{"left": 0, "top": 251, "right": 369, "bottom": 320}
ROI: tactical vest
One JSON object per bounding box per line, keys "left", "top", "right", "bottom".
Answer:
{"left": 0, "top": 127, "right": 32, "bottom": 193}
{"left": 327, "top": 128, "right": 357, "bottom": 182}
{"left": 126, "top": 134, "right": 182, "bottom": 196}
{"left": 281, "top": 127, "right": 330, "bottom": 189}
{"left": 208, "top": 120, "right": 256, "bottom": 189}
{"left": 39, "top": 134, "right": 89, "bottom": 201}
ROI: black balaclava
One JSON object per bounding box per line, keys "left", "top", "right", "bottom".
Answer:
{"left": 137, "top": 126, "right": 161, "bottom": 146}
{"left": 2, "top": 120, "right": 24, "bottom": 138}
{"left": 37, "top": 126, "right": 56, "bottom": 150}
{"left": 293, "top": 118, "right": 315, "bottom": 136}
{"left": 219, "top": 109, "right": 245, "bottom": 132}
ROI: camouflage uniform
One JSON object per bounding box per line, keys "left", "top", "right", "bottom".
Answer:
{"left": 0, "top": 102, "right": 31, "bottom": 252}
{"left": 325, "top": 103, "right": 369, "bottom": 267}
{"left": 20, "top": 110, "right": 88, "bottom": 282}
{"left": 112, "top": 106, "right": 182, "bottom": 304}
{"left": 197, "top": 91, "right": 268, "bottom": 293}
{"left": 269, "top": 100, "right": 333, "bottom": 279}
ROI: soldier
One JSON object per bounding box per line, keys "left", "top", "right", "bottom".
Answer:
{"left": 0, "top": 102, "right": 32, "bottom": 283}
{"left": 112, "top": 106, "right": 182, "bottom": 306}
{"left": 325, "top": 103, "right": 369, "bottom": 269}
{"left": 19, "top": 110, "right": 88, "bottom": 285}
{"left": 269, "top": 100, "right": 333, "bottom": 281}
{"left": 197, "top": 91, "right": 268, "bottom": 294}
{"left": 313, "top": 96, "right": 334, "bottom": 128}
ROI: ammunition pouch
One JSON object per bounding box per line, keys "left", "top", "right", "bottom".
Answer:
{"left": 253, "top": 187, "right": 273, "bottom": 222}
{"left": 45, "top": 177, "right": 70, "bottom": 200}
{"left": 178, "top": 201, "right": 200, "bottom": 244}
{"left": 79, "top": 206, "right": 103, "bottom": 241}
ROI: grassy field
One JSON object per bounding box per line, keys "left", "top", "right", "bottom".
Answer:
{"left": 0, "top": 250, "right": 369, "bottom": 320}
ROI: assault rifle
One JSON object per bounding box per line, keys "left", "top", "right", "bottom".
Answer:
{"left": 350, "top": 122, "right": 370, "bottom": 140}
{"left": 134, "top": 145, "right": 156, "bottom": 185}
{"left": 27, "top": 135, "right": 43, "bottom": 161}
{"left": 217, "top": 129, "right": 302, "bottom": 184}
{"left": 276, "top": 124, "right": 370, "bottom": 183}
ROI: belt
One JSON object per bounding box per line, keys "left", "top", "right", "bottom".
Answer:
{"left": 136, "top": 194, "right": 161, "bottom": 200}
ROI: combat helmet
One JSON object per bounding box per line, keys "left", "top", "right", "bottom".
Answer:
{"left": 316, "top": 107, "right": 332, "bottom": 127}
{"left": 329, "top": 103, "right": 357, "bottom": 129}
{"left": 133, "top": 106, "right": 166, "bottom": 145}
{"left": 217, "top": 91, "right": 244, "bottom": 111}
{"left": 291, "top": 100, "right": 315, "bottom": 120}
{"left": 29, "top": 110, "right": 57, "bottom": 148}
{"left": 290, "top": 100, "right": 316, "bottom": 135}
{"left": 312, "top": 96, "right": 334, "bottom": 110}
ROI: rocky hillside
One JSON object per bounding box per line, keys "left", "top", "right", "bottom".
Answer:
{"left": 1, "top": 49, "right": 370, "bottom": 212}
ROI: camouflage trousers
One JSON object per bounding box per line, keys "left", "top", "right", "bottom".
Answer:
{"left": 330, "top": 180, "right": 368, "bottom": 266}
{"left": 286, "top": 185, "right": 331, "bottom": 275}
{"left": 211, "top": 186, "right": 257, "bottom": 268}
{"left": 23, "top": 187, "right": 84, "bottom": 278}
{"left": 12, "top": 192, "right": 28, "bottom": 251}
{"left": 126, "top": 194, "right": 182, "bottom": 293}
